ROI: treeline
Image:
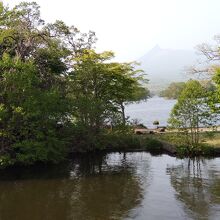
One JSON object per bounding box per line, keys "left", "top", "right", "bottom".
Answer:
{"left": 160, "top": 80, "right": 216, "bottom": 100}
{"left": 0, "top": 2, "right": 149, "bottom": 167}
{"left": 159, "top": 82, "right": 186, "bottom": 99}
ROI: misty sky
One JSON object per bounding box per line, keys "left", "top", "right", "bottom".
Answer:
{"left": 5, "top": 0, "right": 220, "bottom": 61}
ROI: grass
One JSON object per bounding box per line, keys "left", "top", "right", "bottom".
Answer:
{"left": 205, "top": 140, "right": 220, "bottom": 147}
{"left": 135, "top": 131, "right": 220, "bottom": 157}
{"left": 148, "top": 131, "right": 220, "bottom": 148}
{"left": 202, "top": 132, "right": 220, "bottom": 147}
{"left": 146, "top": 132, "right": 183, "bottom": 145}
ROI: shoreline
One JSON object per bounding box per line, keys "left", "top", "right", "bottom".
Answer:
{"left": 2, "top": 148, "right": 220, "bottom": 170}
{"left": 2, "top": 132, "right": 220, "bottom": 169}
{"left": 134, "top": 126, "right": 220, "bottom": 134}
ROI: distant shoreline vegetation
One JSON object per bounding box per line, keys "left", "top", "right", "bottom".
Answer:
{"left": 159, "top": 80, "right": 216, "bottom": 100}
{"left": 159, "top": 82, "right": 186, "bottom": 99}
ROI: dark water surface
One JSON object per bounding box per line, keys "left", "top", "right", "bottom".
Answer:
{"left": 0, "top": 152, "right": 220, "bottom": 220}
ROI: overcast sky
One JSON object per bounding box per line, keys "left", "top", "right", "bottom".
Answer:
{"left": 5, "top": 0, "right": 220, "bottom": 61}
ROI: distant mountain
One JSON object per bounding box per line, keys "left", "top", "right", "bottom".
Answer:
{"left": 139, "top": 45, "right": 197, "bottom": 93}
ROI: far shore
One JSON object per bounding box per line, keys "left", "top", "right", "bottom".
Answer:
{"left": 134, "top": 126, "right": 220, "bottom": 134}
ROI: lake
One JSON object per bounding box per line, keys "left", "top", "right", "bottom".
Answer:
{"left": 125, "top": 96, "right": 176, "bottom": 128}
{"left": 0, "top": 152, "right": 220, "bottom": 220}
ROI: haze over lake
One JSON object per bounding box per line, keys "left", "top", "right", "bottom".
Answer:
{"left": 125, "top": 96, "right": 176, "bottom": 128}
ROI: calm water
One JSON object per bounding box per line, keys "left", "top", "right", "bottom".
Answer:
{"left": 125, "top": 97, "right": 176, "bottom": 128}
{"left": 0, "top": 152, "right": 220, "bottom": 220}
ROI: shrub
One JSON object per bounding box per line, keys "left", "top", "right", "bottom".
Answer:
{"left": 200, "top": 144, "right": 216, "bottom": 156}
{"left": 176, "top": 145, "right": 189, "bottom": 157}
{"left": 153, "top": 120, "right": 159, "bottom": 125}
{"left": 12, "top": 138, "right": 67, "bottom": 165}
{"left": 144, "top": 138, "right": 163, "bottom": 154}
{"left": 99, "top": 133, "right": 141, "bottom": 150}
{"left": 0, "top": 154, "right": 15, "bottom": 168}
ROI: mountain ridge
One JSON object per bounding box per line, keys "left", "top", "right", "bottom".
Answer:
{"left": 139, "top": 45, "right": 197, "bottom": 92}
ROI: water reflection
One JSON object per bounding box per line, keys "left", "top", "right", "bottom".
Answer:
{"left": 0, "top": 153, "right": 147, "bottom": 220}
{"left": 167, "top": 158, "right": 220, "bottom": 220}
{"left": 1, "top": 153, "right": 220, "bottom": 220}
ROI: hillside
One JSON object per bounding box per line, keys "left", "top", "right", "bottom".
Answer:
{"left": 139, "top": 45, "right": 197, "bottom": 93}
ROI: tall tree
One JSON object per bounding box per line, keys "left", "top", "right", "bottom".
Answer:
{"left": 192, "top": 35, "right": 220, "bottom": 115}
{"left": 105, "top": 61, "right": 149, "bottom": 125}
{"left": 69, "top": 50, "right": 149, "bottom": 132}
{"left": 0, "top": 2, "right": 97, "bottom": 165}
{"left": 168, "top": 80, "right": 215, "bottom": 148}
{"left": 0, "top": 1, "right": 149, "bottom": 165}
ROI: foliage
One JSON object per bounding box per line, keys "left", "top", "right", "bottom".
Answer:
{"left": 175, "top": 145, "right": 190, "bottom": 157}
{"left": 153, "top": 120, "right": 159, "bottom": 125}
{"left": 0, "top": 2, "right": 149, "bottom": 167}
{"left": 175, "top": 144, "right": 217, "bottom": 157}
{"left": 160, "top": 81, "right": 216, "bottom": 100}
{"left": 0, "top": 54, "right": 70, "bottom": 165}
{"left": 208, "top": 68, "right": 220, "bottom": 115}
{"left": 143, "top": 138, "right": 163, "bottom": 154}
{"left": 68, "top": 50, "right": 148, "bottom": 134}
{"left": 0, "top": 1, "right": 95, "bottom": 166}
{"left": 129, "top": 119, "right": 147, "bottom": 128}
{"left": 70, "top": 128, "right": 141, "bottom": 152}
{"left": 168, "top": 80, "right": 216, "bottom": 148}
{"left": 200, "top": 144, "right": 216, "bottom": 156}
{"left": 160, "top": 82, "right": 186, "bottom": 99}
{"left": 194, "top": 36, "right": 220, "bottom": 115}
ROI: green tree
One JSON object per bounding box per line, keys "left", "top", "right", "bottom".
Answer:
{"left": 168, "top": 80, "right": 214, "bottom": 149}
{"left": 69, "top": 50, "right": 148, "bottom": 131}
{"left": 0, "top": 1, "right": 96, "bottom": 165}
{"left": 207, "top": 68, "right": 220, "bottom": 114}
{"left": 107, "top": 61, "right": 149, "bottom": 125}
{"left": 0, "top": 1, "right": 149, "bottom": 165}
{"left": 0, "top": 55, "right": 71, "bottom": 165}
{"left": 69, "top": 51, "right": 116, "bottom": 134}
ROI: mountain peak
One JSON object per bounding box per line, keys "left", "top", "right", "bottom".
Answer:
{"left": 138, "top": 46, "right": 197, "bottom": 87}
{"left": 139, "top": 44, "right": 162, "bottom": 60}
{"left": 148, "top": 44, "right": 161, "bottom": 53}
{"left": 152, "top": 44, "right": 161, "bottom": 50}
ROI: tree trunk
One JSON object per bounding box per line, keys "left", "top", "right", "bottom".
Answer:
{"left": 121, "top": 103, "right": 126, "bottom": 125}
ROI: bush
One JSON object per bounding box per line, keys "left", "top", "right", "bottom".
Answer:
{"left": 176, "top": 145, "right": 189, "bottom": 157}
{"left": 153, "top": 120, "right": 159, "bottom": 125}
{"left": 0, "top": 154, "right": 15, "bottom": 168}
{"left": 202, "top": 131, "right": 216, "bottom": 140}
{"left": 12, "top": 138, "right": 67, "bottom": 165}
{"left": 143, "top": 138, "right": 163, "bottom": 154}
{"left": 175, "top": 144, "right": 217, "bottom": 157}
{"left": 70, "top": 125, "right": 141, "bottom": 152}
{"left": 98, "top": 133, "right": 141, "bottom": 150}
{"left": 200, "top": 144, "right": 216, "bottom": 156}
